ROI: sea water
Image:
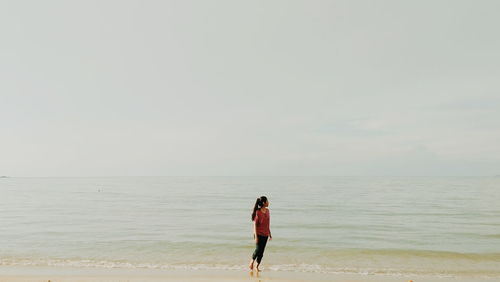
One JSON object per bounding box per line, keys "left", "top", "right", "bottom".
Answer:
{"left": 1, "top": 176, "right": 499, "bottom": 278}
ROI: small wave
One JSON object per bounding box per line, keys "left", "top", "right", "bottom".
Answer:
{"left": 315, "top": 248, "right": 500, "bottom": 262}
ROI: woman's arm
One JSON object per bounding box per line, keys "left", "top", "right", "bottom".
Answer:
{"left": 269, "top": 211, "right": 272, "bottom": 240}
{"left": 253, "top": 220, "right": 258, "bottom": 243}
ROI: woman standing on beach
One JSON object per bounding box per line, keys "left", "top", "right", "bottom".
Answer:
{"left": 249, "top": 196, "right": 272, "bottom": 272}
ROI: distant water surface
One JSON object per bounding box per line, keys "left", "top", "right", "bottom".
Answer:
{"left": 1, "top": 176, "right": 499, "bottom": 278}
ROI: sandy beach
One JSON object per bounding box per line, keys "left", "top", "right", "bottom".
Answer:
{"left": 1, "top": 266, "right": 499, "bottom": 282}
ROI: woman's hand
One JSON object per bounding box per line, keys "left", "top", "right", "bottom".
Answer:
{"left": 254, "top": 234, "right": 258, "bottom": 243}
{"left": 269, "top": 235, "right": 272, "bottom": 241}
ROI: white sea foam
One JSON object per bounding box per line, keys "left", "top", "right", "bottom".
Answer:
{"left": 1, "top": 257, "right": 499, "bottom": 278}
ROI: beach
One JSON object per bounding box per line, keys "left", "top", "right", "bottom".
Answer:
{"left": 2, "top": 265, "right": 500, "bottom": 282}
{"left": 3, "top": 0, "right": 499, "bottom": 280}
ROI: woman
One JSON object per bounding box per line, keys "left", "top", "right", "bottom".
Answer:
{"left": 249, "top": 196, "right": 272, "bottom": 272}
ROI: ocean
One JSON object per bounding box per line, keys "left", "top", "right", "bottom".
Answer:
{"left": 1, "top": 176, "right": 499, "bottom": 278}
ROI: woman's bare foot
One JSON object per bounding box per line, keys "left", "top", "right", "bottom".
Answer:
{"left": 249, "top": 259, "right": 254, "bottom": 270}
{"left": 256, "top": 264, "right": 261, "bottom": 272}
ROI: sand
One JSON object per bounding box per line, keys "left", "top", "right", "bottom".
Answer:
{"left": 0, "top": 266, "right": 498, "bottom": 282}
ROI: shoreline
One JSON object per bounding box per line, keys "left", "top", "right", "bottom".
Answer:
{"left": 1, "top": 266, "right": 499, "bottom": 282}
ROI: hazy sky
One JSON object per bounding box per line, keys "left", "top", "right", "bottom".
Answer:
{"left": 1, "top": 0, "right": 499, "bottom": 177}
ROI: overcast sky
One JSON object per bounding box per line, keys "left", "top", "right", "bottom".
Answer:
{"left": 1, "top": 0, "right": 499, "bottom": 177}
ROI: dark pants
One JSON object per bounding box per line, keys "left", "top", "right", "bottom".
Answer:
{"left": 252, "top": 235, "right": 269, "bottom": 264}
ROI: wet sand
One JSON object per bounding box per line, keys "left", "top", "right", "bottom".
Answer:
{"left": 0, "top": 266, "right": 499, "bottom": 282}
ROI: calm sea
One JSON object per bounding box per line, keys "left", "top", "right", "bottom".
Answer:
{"left": 1, "top": 176, "right": 499, "bottom": 278}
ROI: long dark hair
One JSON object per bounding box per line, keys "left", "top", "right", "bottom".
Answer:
{"left": 251, "top": 196, "right": 268, "bottom": 221}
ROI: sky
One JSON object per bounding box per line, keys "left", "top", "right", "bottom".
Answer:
{"left": 0, "top": 0, "right": 499, "bottom": 177}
